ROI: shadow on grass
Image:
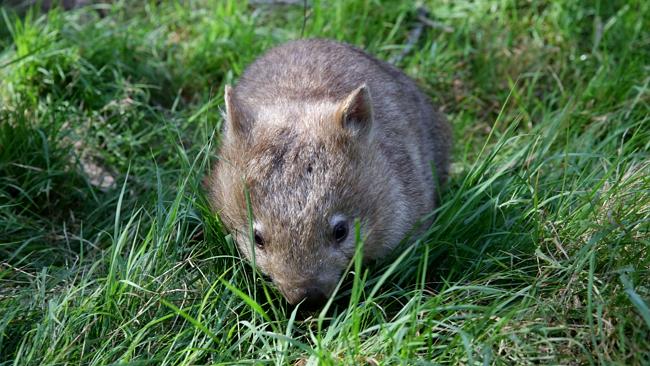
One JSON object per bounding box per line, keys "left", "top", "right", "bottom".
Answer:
{"left": 0, "top": 105, "right": 120, "bottom": 269}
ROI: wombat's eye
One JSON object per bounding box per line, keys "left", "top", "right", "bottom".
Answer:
{"left": 254, "top": 230, "right": 265, "bottom": 249}
{"left": 332, "top": 220, "right": 349, "bottom": 243}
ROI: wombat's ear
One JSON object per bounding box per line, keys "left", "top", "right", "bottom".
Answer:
{"left": 337, "top": 84, "right": 373, "bottom": 137}
{"left": 224, "top": 85, "right": 252, "bottom": 139}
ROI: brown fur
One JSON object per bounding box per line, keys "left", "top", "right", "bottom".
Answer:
{"left": 205, "top": 39, "right": 451, "bottom": 304}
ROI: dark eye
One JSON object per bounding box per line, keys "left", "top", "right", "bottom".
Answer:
{"left": 332, "top": 220, "right": 349, "bottom": 243}
{"left": 254, "top": 230, "right": 265, "bottom": 249}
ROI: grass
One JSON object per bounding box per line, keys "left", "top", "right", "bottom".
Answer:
{"left": 0, "top": 0, "right": 648, "bottom": 364}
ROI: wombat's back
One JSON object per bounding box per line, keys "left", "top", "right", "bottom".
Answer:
{"left": 235, "top": 39, "right": 451, "bottom": 220}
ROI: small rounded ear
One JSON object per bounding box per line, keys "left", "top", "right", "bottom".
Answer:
{"left": 224, "top": 85, "right": 252, "bottom": 140}
{"left": 336, "top": 84, "right": 373, "bottom": 136}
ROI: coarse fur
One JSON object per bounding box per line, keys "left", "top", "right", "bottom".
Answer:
{"left": 206, "top": 39, "right": 451, "bottom": 305}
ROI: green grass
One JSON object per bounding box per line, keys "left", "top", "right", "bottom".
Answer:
{"left": 1, "top": 0, "right": 648, "bottom": 364}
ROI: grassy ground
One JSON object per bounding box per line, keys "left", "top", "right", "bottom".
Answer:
{"left": 1, "top": 0, "right": 649, "bottom": 364}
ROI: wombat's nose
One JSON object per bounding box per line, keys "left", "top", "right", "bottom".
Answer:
{"left": 299, "top": 288, "right": 328, "bottom": 310}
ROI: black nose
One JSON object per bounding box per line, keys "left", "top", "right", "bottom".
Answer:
{"left": 299, "top": 288, "right": 328, "bottom": 310}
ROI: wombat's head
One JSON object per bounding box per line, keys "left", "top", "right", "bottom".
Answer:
{"left": 206, "top": 84, "right": 393, "bottom": 307}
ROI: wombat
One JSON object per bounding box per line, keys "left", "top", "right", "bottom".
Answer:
{"left": 206, "top": 39, "right": 451, "bottom": 307}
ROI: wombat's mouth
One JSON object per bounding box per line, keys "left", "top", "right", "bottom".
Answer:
{"left": 295, "top": 288, "right": 328, "bottom": 310}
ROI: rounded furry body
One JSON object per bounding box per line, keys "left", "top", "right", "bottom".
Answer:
{"left": 206, "top": 39, "right": 451, "bottom": 305}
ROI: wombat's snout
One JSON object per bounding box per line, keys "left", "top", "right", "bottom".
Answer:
{"left": 280, "top": 285, "right": 329, "bottom": 309}
{"left": 299, "top": 288, "right": 328, "bottom": 310}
